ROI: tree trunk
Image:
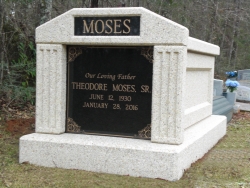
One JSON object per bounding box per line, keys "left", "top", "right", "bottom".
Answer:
{"left": 141, "top": 0, "right": 146, "bottom": 7}
{"left": 121, "top": 0, "right": 126, "bottom": 7}
{"left": 228, "top": 0, "right": 241, "bottom": 68}
{"left": 91, "top": 0, "right": 98, "bottom": 8}
{"left": 40, "top": 0, "right": 53, "bottom": 25}
{"left": 210, "top": 0, "right": 218, "bottom": 43}
{"left": 231, "top": 0, "right": 241, "bottom": 69}
{"left": 158, "top": 0, "right": 163, "bottom": 14}
{"left": 82, "top": 0, "right": 86, "bottom": 7}
{"left": 216, "top": 13, "right": 229, "bottom": 74}
{"left": 127, "top": 0, "right": 130, "bottom": 7}
{"left": 0, "top": 0, "right": 4, "bottom": 84}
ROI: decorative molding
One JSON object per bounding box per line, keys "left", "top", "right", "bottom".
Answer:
{"left": 141, "top": 47, "right": 153, "bottom": 63}
{"left": 36, "top": 44, "right": 66, "bottom": 134}
{"left": 138, "top": 124, "right": 151, "bottom": 138}
{"left": 67, "top": 118, "right": 81, "bottom": 133}
{"left": 151, "top": 46, "right": 186, "bottom": 144}
{"left": 68, "top": 47, "right": 82, "bottom": 63}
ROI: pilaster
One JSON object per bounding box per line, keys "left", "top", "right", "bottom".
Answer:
{"left": 36, "top": 44, "right": 66, "bottom": 134}
{"left": 151, "top": 46, "right": 187, "bottom": 144}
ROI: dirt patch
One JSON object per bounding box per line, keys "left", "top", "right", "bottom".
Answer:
{"left": 230, "top": 111, "right": 250, "bottom": 123}
{"left": 6, "top": 118, "right": 35, "bottom": 136}
{"left": 237, "top": 99, "right": 250, "bottom": 104}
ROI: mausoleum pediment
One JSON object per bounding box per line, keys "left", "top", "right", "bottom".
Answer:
{"left": 36, "top": 7, "right": 189, "bottom": 45}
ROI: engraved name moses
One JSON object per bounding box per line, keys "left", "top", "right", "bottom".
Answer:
{"left": 75, "top": 16, "right": 140, "bottom": 36}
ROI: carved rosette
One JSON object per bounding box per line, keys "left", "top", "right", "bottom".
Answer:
{"left": 138, "top": 124, "right": 151, "bottom": 138}
{"left": 67, "top": 118, "right": 81, "bottom": 133}
{"left": 68, "top": 47, "right": 82, "bottom": 63}
{"left": 141, "top": 47, "right": 153, "bottom": 63}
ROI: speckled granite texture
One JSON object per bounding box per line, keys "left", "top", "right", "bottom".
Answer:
{"left": 36, "top": 7, "right": 189, "bottom": 45}
{"left": 36, "top": 44, "right": 66, "bottom": 134}
{"left": 34, "top": 7, "right": 221, "bottom": 143}
{"left": 152, "top": 46, "right": 186, "bottom": 144}
{"left": 20, "top": 7, "right": 227, "bottom": 181}
{"left": 20, "top": 115, "right": 226, "bottom": 181}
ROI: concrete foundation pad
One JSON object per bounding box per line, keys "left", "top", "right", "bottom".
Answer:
{"left": 19, "top": 115, "right": 226, "bottom": 181}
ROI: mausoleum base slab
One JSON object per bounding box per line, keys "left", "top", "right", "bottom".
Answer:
{"left": 19, "top": 115, "right": 226, "bottom": 181}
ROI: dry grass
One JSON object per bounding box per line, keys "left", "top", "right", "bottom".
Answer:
{"left": 1, "top": 112, "right": 250, "bottom": 187}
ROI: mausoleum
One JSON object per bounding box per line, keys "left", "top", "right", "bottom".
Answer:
{"left": 19, "top": 7, "right": 226, "bottom": 181}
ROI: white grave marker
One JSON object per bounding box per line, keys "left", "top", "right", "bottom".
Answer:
{"left": 238, "top": 69, "right": 250, "bottom": 88}
{"left": 236, "top": 86, "right": 250, "bottom": 101}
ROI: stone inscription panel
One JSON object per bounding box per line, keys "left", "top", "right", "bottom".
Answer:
{"left": 67, "top": 46, "right": 152, "bottom": 138}
{"left": 75, "top": 16, "right": 140, "bottom": 36}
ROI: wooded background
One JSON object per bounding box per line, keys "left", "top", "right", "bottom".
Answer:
{"left": 0, "top": 0, "right": 249, "bottom": 105}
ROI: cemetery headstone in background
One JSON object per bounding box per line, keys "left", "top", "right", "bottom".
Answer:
{"left": 236, "top": 86, "right": 250, "bottom": 101}
{"left": 213, "top": 79, "right": 223, "bottom": 97}
{"left": 19, "top": 8, "right": 226, "bottom": 181}
{"left": 212, "top": 79, "right": 233, "bottom": 122}
{"left": 237, "top": 69, "right": 250, "bottom": 101}
{"left": 237, "top": 69, "right": 250, "bottom": 88}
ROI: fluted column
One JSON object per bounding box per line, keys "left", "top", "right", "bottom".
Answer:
{"left": 151, "top": 46, "right": 187, "bottom": 144}
{"left": 36, "top": 44, "right": 66, "bottom": 134}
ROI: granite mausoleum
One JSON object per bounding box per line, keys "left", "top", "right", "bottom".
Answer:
{"left": 19, "top": 8, "right": 226, "bottom": 181}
